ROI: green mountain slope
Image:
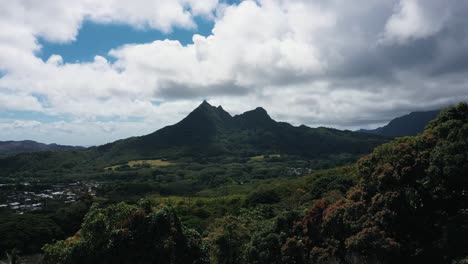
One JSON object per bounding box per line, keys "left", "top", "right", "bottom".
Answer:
{"left": 359, "top": 109, "right": 441, "bottom": 136}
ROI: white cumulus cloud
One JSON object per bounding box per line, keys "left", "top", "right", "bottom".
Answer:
{"left": 1, "top": 0, "right": 468, "bottom": 145}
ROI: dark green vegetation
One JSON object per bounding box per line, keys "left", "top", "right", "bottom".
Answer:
{"left": 42, "top": 204, "right": 209, "bottom": 264}
{"left": 0, "top": 196, "right": 92, "bottom": 256}
{"left": 282, "top": 103, "right": 468, "bottom": 263}
{"left": 359, "top": 109, "right": 440, "bottom": 137}
{"left": 0, "top": 140, "right": 84, "bottom": 154}
{"left": 41, "top": 102, "right": 468, "bottom": 263}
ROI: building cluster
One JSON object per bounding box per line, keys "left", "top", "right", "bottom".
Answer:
{"left": 0, "top": 182, "right": 99, "bottom": 212}
{"left": 285, "top": 167, "right": 314, "bottom": 176}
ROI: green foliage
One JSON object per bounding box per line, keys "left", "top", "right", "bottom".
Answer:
{"left": 453, "top": 258, "right": 468, "bottom": 264}
{"left": 42, "top": 202, "right": 209, "bottom": 264}
{"left": 0, "top": 213, "right": 63, "bottom": 255}
{"left": 246, "top": 189, "right": 281, "bottom": 206}
{"left": 51, "top": 195, "right": 93, "bottom": 236}
{"left": 0, "top": 197, "right": 91, "bottom": 258}
{"left": 282, "top": 102, "right": 468, "bottom": 263}
{"left": 307, "top": 173, "right": 354, "bottom": 200}
{"left": 204, "top": 208, "right": 302, "bottom": 264}
{"left": 150, "top": 195, "right": 245, "bottom": 232}
{"left": 245, "top": 210, "right": 302, "bottom": 264}
{"left": 206, "top": 208, "right": 271, "bottom": 264}
{"left": 207, "top": 215, "right": 250, "bottom": 264}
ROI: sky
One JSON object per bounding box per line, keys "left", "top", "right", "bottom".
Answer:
{"left": 0, "top": 0, "right": 467, "bottom": 146}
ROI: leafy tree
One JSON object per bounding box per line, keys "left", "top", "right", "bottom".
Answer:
{"left": 0, "top": 213, "right": 63, "bottom": 255}
{"left": 43, "top": 203, "right": 209, "bottom": 264}
{"left": 206, "top": 215, "right": 251, "bottom": 264}
{"left": 246, "top": 189, "right": 281, "bottom": 206}
{"left": 286, "top": 102, "right": 468, "bottom": 263}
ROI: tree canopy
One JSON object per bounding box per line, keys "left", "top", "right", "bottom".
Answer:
{"left": 43, "top": 203, "right": 209, "bottom": 264}
{"left": 282, "top": 102, "right": 468, "bottom": 263}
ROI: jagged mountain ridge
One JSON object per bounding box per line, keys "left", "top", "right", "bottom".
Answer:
{"left": 95, "top": 101, "right": 388, "bottom": 160}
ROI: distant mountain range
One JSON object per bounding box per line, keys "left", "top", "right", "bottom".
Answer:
{"left": 0, "top": 140, "right": 84, "bottom": 154}
{"left": 93, "top": 101, "right": 387, "bottom": 161}
{"left": 358, "top": 109, "right": 441, "bottom": 137}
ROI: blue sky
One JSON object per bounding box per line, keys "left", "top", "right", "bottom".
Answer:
{"left": 36, "top": 0, "right": 243, "bottom": 64}
{"left": 4, "top": 6, "right": 218, "bottom": 145}
{"left": 37, "top": 18, "right": 215, "bottom": 64}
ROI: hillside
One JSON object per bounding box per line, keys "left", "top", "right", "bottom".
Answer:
{"left": 95, "top": 101, "right": 388, "bottom": 161}
{"left": 0, "top": 140, "right": 84, "bottom": 154}
{"left": 359, "top": 109, "right": 440, "bottom": 137}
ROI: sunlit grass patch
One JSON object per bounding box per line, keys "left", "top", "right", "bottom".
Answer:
{"left": 249, "top": 154, "right": 281, "bottom": 161}
{"left": 105, "top": 159, "right": 173, "bottom": 170}
{"left": 127, "top": 159, "right": 172, "bottom": 167}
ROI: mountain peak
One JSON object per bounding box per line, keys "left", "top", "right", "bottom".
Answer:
{"left": 253, "top": 107, "right": 267, "bottom": 114}
{"left": 234, "top": 106, "right": 274, "bottom": 128}
{"left": 179, "top": 101, "right": 232, "bottom": 130}
{"left": 242, "top": 107, "right": 271, "bottom": 119}
{"left": 196, "top": 100, "right": 212, "bottom": 109}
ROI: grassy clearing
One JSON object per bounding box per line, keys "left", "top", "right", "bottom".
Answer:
{"left": 148, "top": 194, "right": 245, "bottom": 205}
{"left": 249, "top": 154, "right": 281, "bottom": 161}
{"left": 146, "top": 194, "right": 247, "bottom": 231}
{"left": 196, "top": 165, "right": 357, "bottom": 198}
{"left": 128, "top": 159, "right": 172, "bottom": 167}
{"left": 105, "top": 159, "right": 173, "bottom": 170}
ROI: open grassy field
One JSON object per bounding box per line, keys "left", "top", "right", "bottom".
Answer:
{"left": 105, "top": 159, "right": 173, "bottom": 170}
{"left": 249, "top": 154, "right": 281, "bottom": 161}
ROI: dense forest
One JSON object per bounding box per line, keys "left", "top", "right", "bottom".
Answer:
{"left": 1, "top": 103, "right": 467, "bottom": 263}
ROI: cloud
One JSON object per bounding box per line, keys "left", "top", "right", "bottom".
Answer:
{"left": 0, "top": 93, "right": 43, "bottom": 112}
{"left": 0, "top": 99, "right": 203, "bottom": 145}
{"left": 1, "top": 0, "right": 468, "bottom": 145}
{"left": 0, "top": 0, "right": 218, "bottom": 54}
{"left": 10, "top": 120, "right": 42, "bottom": 129}
{"left": 382, "top": 0, "right": 451, "bottom": 44}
